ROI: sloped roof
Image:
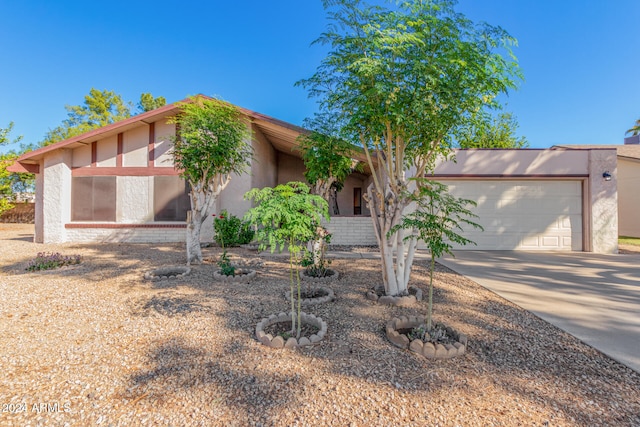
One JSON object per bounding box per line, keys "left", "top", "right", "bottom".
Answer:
{"left": 553, "top": 144, "right": 640, "bottom": 161}
{"left": 8, "top": 95, "right": 311, "bottom": 172}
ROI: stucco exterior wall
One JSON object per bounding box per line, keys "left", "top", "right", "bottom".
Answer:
{"left": 72, "top": 144, "right": 91, "bottom": 168}
{"left": 154, "top": 120, "right": 175, "bottom": 167}
{"left": 618, "top": 158, "right": 640, "bottom": 237}
{"left": 587, "top": 150, "right": 618, "bottom": 253}
{"left": 434, "top": 149, "right": 590, "bottom": 175}
{"left": 251, "top": 126, "right": 277, "bottom": 190}
{"left": 34, "top": 161, "right": 44, "bottom": 242}
{"left": 41, "top": 149, "right": 72, "bottom": 243}
{"left": 117, "top": 176, "right": 153, "bottom": 223}
{"left": 97, "top": 135, "right": 117, "bottom": 167}
{"left": 276, "top": 152, "right": 305, "bottom": 184}
{"left": 123, "top": 126, "right": 148, "bottom": 167}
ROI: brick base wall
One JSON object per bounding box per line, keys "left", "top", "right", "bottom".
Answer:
{"left": 64, "top": 225, "right": 186, "bottom": 243}
{"left": 324, "top": 216, "right": 377, "bottom": 245}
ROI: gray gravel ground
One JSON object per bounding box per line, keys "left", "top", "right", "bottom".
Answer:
{"left": 1, "top": 224, "right": 639, "bottom": 426}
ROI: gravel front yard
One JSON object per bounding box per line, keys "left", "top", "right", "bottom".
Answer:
{"left": 1, "top": 224, "right": 639, "bottom": 426}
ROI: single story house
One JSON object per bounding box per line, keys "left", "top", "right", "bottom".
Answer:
{"left": 9, "top": 97, "right": 618, "bottom": 253}
{"left": 555, "top": 136, "right": 640, "bottom": 238}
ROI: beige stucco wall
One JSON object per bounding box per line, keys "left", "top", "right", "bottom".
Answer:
{"left": 434, "top": 149, "right": 590, "bottom": 175}
{"left": 123, "top": 126, "right": 148, "bottom": 167}
{"left": 40, "top": 149, "right": 72, "bottom": 243}
{"left": 96, "top": 135, "right": 117, "bottom": 167}
{"left": 117, "top": 176, "right": 153, "bottom": 223}
{"left": 276, "top": 152, "right": 305, "bottom": 184}
{"left": 588, "top": 150, "right": 618, "bottom": 253}
{"left": 618, "top": 158, "right": 640, "bottom": 237}
{"left": 154, "top": 120, "right": 175, "bottom": 167}
{"left": 72, "top": 144, "right": 91, "bottom": 168}
{"left": 251, "top": 125, "right": 277, "bottom": 190}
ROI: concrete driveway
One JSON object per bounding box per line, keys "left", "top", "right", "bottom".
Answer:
{"left": 438, "top": 251, "right": 640, "bottom": 374}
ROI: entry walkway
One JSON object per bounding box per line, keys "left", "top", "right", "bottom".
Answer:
{"left": 438, "top": 251, "right": 640, "bottom": 373}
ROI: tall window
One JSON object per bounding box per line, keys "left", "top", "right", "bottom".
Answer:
{"left": 154, "top": 176, "right": 190, "bottom": 221}
{"left": 71, "top": 177, "right": 117, "bottom": 221}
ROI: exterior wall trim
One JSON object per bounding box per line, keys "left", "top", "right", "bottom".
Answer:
{"left": 71, "top": 167, "right": 180, "bottom": 176}
{"left": 65, "top": 223, "right": 186, "bottom": 229}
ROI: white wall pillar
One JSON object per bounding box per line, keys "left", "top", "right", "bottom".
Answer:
{"left": 588, "top": 149, "right": 618, "bottom": 253}
{"left": 42, "top": 149, "right": 72, "bottom": 243}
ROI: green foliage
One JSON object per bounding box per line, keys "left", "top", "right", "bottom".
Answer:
{"left": 26, "top": 252, "right": 82, "bottom": 272}
{"left": 299, "top": 112, "right": 358, "bottom": 194}
{"left": 626, "top": 118, "right": 640, "bottom": 136}
{"left": 298, "top": 0, "right": 522, "bottom": 171}
{"left": 40, "top": 89, "right": 167, "bottom": 146}
{"left": 455, "top": 110, "right": 529, "bottom": 149}
{"left": 0, "top": 198, "right": 13, "bottom": 216}
{"left": 213, "top": 210, "right": 255, "bottom": 247}
{"left": 138, "top": 93, "right": 166, "bottom": 113}
{"left": 244, "top": 182, "right": 329, "bottom": 255}
{"left": 244, "top": 182, "right": 329, "bottom": 338}
{"left": 169, "top": 96, "right": 252, "bottom": 188}
{"left": 0, "top": 122, "right": 33, "bottom": 213}
{"left": 392, "top": 179, "right": 483, "bottom": 329}
{"left": 217, "top": 250, "right": 236, "bottom": 276}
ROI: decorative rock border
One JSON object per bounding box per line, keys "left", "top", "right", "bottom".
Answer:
{"left": 255, "top": 312, "right": 327, "bottom": 349}
{"left": 144, "top": 266, "right": 191, "bottom": 281}
{"left": 300, "top": 268, "right": 339, "bottom": 282}
{"left": 366, "top": 285, "right": 423, "bottom": 307}
{"left": 386, "top": 316, "right": 467, "bottom": 360}
{"left": 213, "top": 268, "right": 257, "bottom": 282}
{"left": 285, "top": 286, "right": 335, "bottom": 306}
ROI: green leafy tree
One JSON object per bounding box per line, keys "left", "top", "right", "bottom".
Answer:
{"left": 138, "top": 93, "right": 167, "bottom": 113}
{"left": 244, "top": 182, "right": 329, "bottom": 339}
{"left": 626, "top": 118, "right": 640, "bottom": 136}
{"left": 169, "top": 96, "right": 253, "bottom": 264}
{"left": 0, "top": 122, "right": 27, "bottom": 215}
{"left": 298, "top": 113, "right": 359, "bottom": 272}
{"left": 298, "top": 0, "right": 521, "bottom": 296}
{"left": 41, "top": 89, "right": 166, "bottom": 146}
{"left": 392, "top": 180, "right": 482, "bottom": 330}
{"left": 456, "top": 110, "right": 528, "bottom": 149}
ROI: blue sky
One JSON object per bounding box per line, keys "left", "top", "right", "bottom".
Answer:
{"left": 1, "top": 0, "right": 639, "bottom": 154}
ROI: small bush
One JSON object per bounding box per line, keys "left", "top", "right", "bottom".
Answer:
{"left": 213, "top": 210, "right": 254, "bottom": 247}
{"left": 217, "top": 250, "right": 236, "bottom": 277}
{"left": 26, "top": 252, "right": 82, "bottom": 271}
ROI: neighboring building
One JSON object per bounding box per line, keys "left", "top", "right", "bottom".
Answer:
{"left": 9, "top": 98, "right": 619, "bottom": 253}
{"left": 555, "top": 137, "right": 640, "bottom": 238}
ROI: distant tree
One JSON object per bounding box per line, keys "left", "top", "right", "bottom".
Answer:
{"left": 168, "top": 96, "right": 253, "bottom": 265}
{"left": 626, "top": 118, "right": 640, "bottom": 136}
{"left": 0, "top": 122, "right": 26, "bottom": 214}
{"left": 456, "top": 110, "right": 528, "bottom": 149}
{"left": 41, "top": 89, "right": 166, "bottom": 146}
{"left": 298, "top": 0, "right": 521, "bottom": 296}
{"left": 138, "top": 93, "right": 167, "bottom": 113}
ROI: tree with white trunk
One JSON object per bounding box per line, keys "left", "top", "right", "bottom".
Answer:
{"left": 298, "top": 0, "right": 521, "bottom": 295}
{"left": 169, "top": 96, "right": 252, "bottom": 265}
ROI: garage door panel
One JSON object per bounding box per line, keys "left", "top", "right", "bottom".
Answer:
{"left": 441, "top": 180, "right": 583, "bottom": 251}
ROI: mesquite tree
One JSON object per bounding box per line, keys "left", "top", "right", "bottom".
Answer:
{"left": 169, "top": 96, "right": 252, "bottom": 264}
{"left": 298, "top": 0, "right": 521, "bottom": 295}
{"left": 244, "top": 182, "right": 329, "bottom": 339}
{"left": 392, "top": 180, "right": 482, "bottom": 330}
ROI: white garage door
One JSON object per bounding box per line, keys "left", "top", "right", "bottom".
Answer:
{"left": 441, "top": 180, "right": 583, "bottom": 251}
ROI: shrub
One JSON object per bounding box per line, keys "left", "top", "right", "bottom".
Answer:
{"left": 26, "top": 252, "right": 82, "bottom": 271}
{"left": 213, "top": 210, "right": 254, "bottom": 247}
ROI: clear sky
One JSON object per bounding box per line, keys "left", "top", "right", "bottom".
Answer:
{"left": 1, "top": 0, "right": 639, "bottom": 154}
